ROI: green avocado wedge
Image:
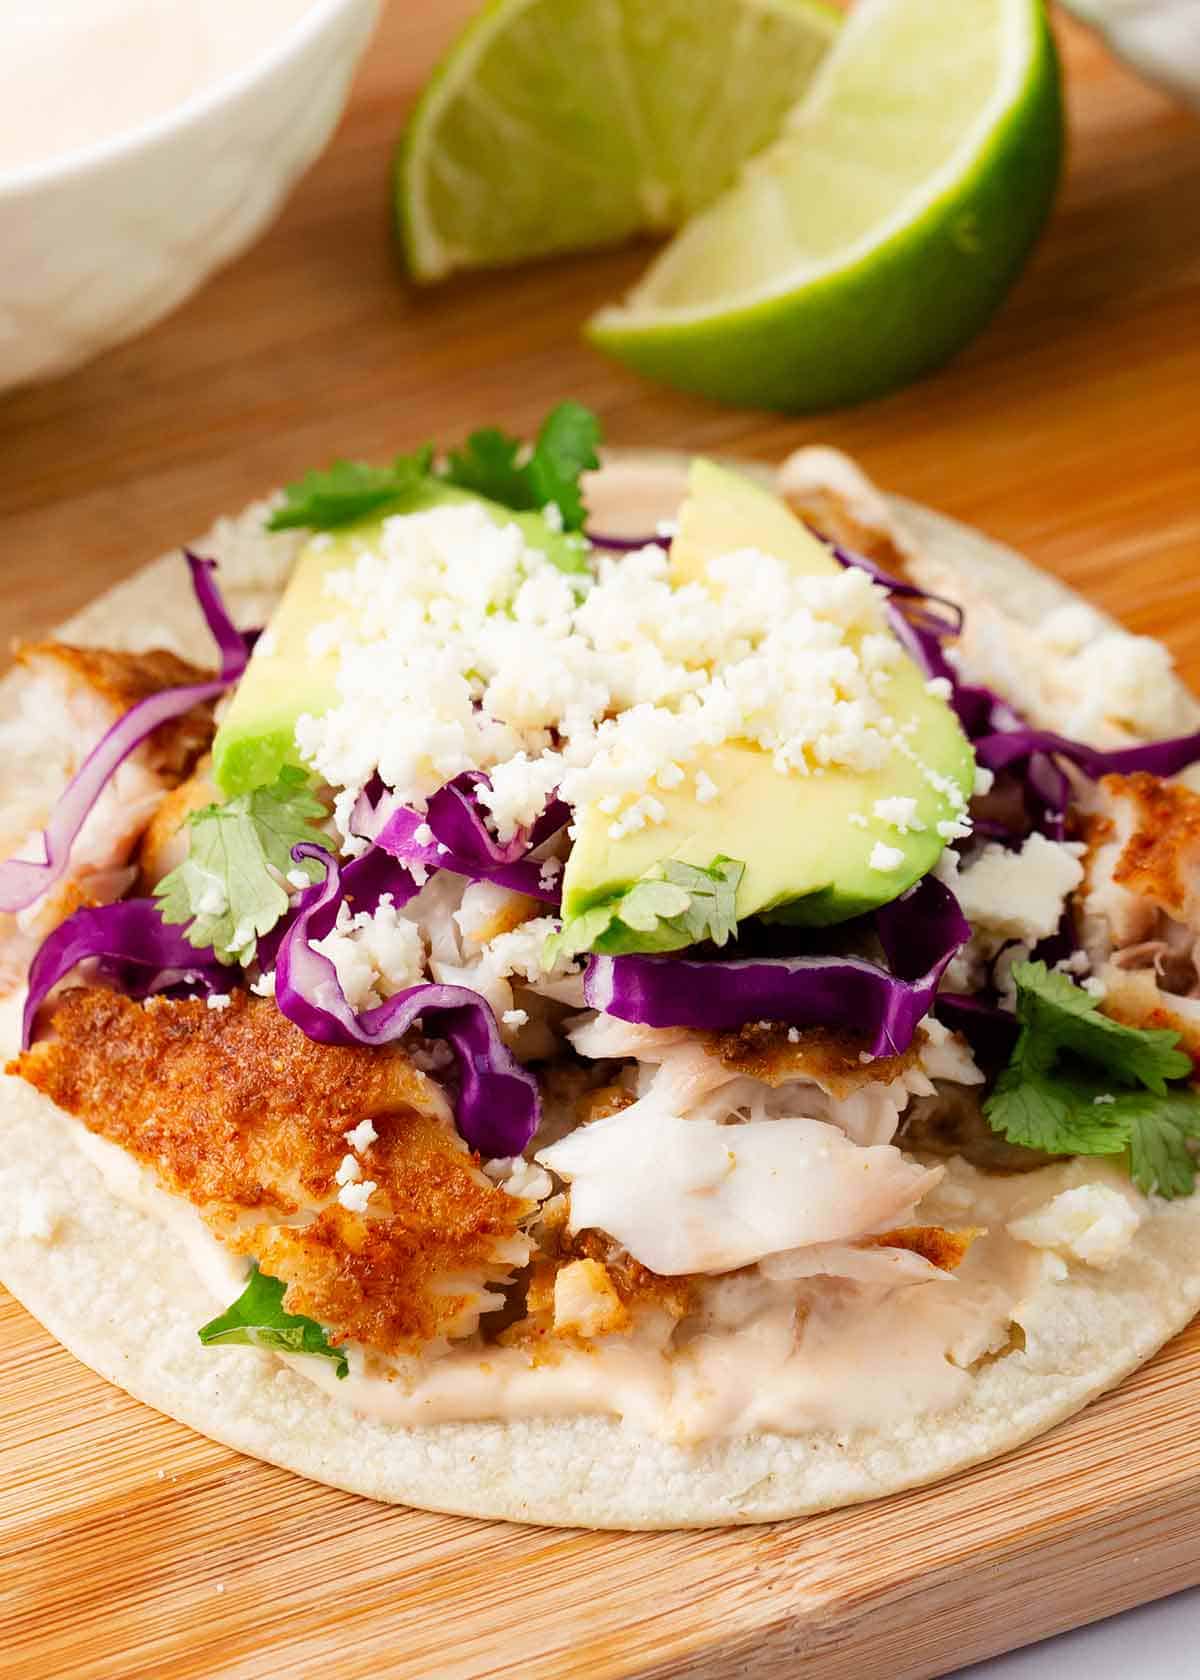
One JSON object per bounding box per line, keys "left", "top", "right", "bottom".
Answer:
{"left": 212, "top": 485, "right": 587, "bottom": 799}
{"left": 560, "top": 461, "right": 975, "bottom": 935}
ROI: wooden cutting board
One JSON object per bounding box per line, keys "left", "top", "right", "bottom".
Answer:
{"left": 2, "top": 6, "right": 1200, "bottom": 1676}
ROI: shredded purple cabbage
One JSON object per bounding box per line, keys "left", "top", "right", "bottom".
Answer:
{"left": 374, "top": 773, "right": 566, "bottom": 906}
{"left": 834, "top": 538, "right": 1200, "bottom": 838}
{"left": 21, "top": 899, "right": 232, "bottom": 1049}
{"left": 0, "top": 553, "right": 249, "bottom": 916}
{"left": 585, "top": 875, "right": 969, "bottom": 1058}
{"left": 932, "top": 992, "right": 1020, "bottom": 1068}
{"left": 274, "top": 846, "right": 539, "bottom": 1156}
{"left": 584, "top": 531, "right": 666, "bottom": 552}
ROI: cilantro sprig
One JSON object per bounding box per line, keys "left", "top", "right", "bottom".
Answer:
{"left": 442, "top": 402, "right": 602, "bottom": 533}
{"left": 985, "top": 961, "right": 1200, "bottom": 1197}
{"left": 155, "top": 766, "right": 331, "bottom": 965}
{"left": 266, "top": 402, "right": 602, "bottom": 535}
{"left": 546, "top": 856, "right": 745, "bottom": 964}
{"left": 266, "top": 448, "right": 433, "bottom": 531}
{"left": 199, "top": 1264, "right": 348, "bottom": 1379}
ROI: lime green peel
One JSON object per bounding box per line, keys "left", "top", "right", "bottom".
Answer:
{"left": 588, "top": 0, "right": 1064, "bottom": 410}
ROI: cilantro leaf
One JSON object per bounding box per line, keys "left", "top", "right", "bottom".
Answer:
{"left": 545, "top": 856, "right": 745, "bottom": 965}
{"left": 199, "top": 1263, "right": 348, "bottom": 1379}
{"left": 985, "top": 1064, "right": 1132, "bottom": 1157}
{"left": 1123, "top": 1090, "right": 1200, "bottom": 1198}
{"left": 441, "top": 428, "right": 530, "bottom": 510}
{"left": 983, "top": 961, "right": 1200, "bottom": 1198}
{"left": 1016, "top": 962, "right": 1192, "bottom": 1093}
{"left": 266, "top": 447, "right": 433, "bottom": 531}
{"left": 524, "top": 401, "right": 604, "bottom": 532}
{"left": 439, "top": 401, "right": 602, "bottom": 532}
{"left": 265, "top": 404, "right": 602, "bottom": 540}
{"left": 155, "top": 766, "right": 331, "bottom": 964}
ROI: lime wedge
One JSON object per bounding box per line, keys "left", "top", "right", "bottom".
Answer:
{"left": 589, "top": 0, "right": 1063, "bottom": 410}
{"left": 396, "top": 0, "right": 838, "bottom": 282}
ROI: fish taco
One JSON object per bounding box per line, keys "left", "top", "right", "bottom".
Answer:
{"left": 3, "top": 408, "right": 1200, "bottom": 1528}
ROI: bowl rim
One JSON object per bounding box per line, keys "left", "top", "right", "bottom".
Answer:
{"left": 0, "top": 0, "right": 375, "bottom": 200}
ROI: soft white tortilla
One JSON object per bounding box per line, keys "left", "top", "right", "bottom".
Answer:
{"left": 3, "top": 451, "right": 1199, "bottom": 1530}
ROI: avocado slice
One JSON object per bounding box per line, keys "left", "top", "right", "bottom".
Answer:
{"left": 561, "top": 460, "right": 974, "bottom": 931}
{"left": 212, "top": 484, "right": 588, "bottom": 798}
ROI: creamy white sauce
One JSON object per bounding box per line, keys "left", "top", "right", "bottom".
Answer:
{"left": 1, "top": 0, "right": 316, "bottom": 176}
{"left": 63, "top": 1108, "right": 1109, "bottom": 1442}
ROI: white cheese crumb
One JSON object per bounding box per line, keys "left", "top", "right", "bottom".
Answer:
{"left": 292, "top": 504, "right": 942, "bottom": 839}
{"left": 502, "top": 1008, "right": 530, "bottom": 1029}
{"left": 936, "top": 816, "right": 974, "bottom": 841}
{"left": 868, "top": 842, "right": 905, "bottom": 872}
{"left": 1007, "top": 1185, "right": 1141, "bottom": 1268}
{"left": 484, "top": 1156, "right": 554, "bottom": 1201}
{"left": 413, "top": 822, "right": 434, "bottom": 846}
{"left": 343, "top": 1119, "right": 378, "bottom": 1151}
{"left": 250, "top": 970, "right": 276, "bottom": 998}
{"left": 311, "top": 896, "right": 427, "bottom": 1012}
{"left": 786, "top": 1027, "right": 801, "bottom": 1044}
{"left": 954, "top": 833, "right": 1084, "bottom": 944}
{"left": 924, "top": 677, "right": 954, "bottom": 700}
{"left": 872, "top": 795, "right": 924, "bottom": 834}
{"left": 334, "top": 1153, "right": 361, "bottom": 1187}
{"left": 973, "top": 766, "right": 995, "bottom": 797}
{"left": 205, "top": 993, "right": 232, "bottom": 1012}
{"left": 286, "top": 869, "right": 310, "bottom": 890}
{"left": 695, "top": 771, "right": 719, "bottom": 804}
{"left": 1093, "top": 1093, "right": 1116, "bottom": 1105}
{"left": 541, "top": 500, "right": 565, "bottom": 532}
{"left": 337, "top": 1179, "right": 377, "bottom": 1214}
{"left": 1083, "top": 975, "right": 1108, "bottom": 1000}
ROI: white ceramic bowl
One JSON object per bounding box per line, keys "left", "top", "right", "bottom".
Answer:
{"left": 0, "top": 0, "right": 380, "bottom": 392}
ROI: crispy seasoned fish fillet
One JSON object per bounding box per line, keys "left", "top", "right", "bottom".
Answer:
{"left": 11, "top": 990, "right": 538, "bottom": 1354}
{"left": 0, "top": 643, "right": 216, "bottom": 984}
{"left": 1080, "top": 772, "right": 1200, "bottom": 1063}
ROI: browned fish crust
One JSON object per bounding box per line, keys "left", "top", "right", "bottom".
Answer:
{"left": 709, "top": 1021, "right": 919, "bottom": 1097}
{"left": 10, "top": 990, "right": 531, "bottom": 1354}
{"left": 1102, "top": 771, "right": 1200, "bottom": 918}
{"left": 870, "top": 1225, "right": 978, "bottom": 1272}
{"left": 784, "top": 485, "right": 914, "bottom": 582}
{"left": 15, "top": 641, "right": 216, "bottom": 782}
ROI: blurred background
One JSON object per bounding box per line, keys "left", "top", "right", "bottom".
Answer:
{"left": 1, "top": 0, "right": 1197, "bottom": 672}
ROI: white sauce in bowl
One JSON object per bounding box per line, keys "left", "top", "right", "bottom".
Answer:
{"left": 0, "top": 0, "right": 317, "bottom": 176}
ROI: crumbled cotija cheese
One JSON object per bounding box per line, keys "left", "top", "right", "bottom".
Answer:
{"left": 293, "top": 504, "right": 956, "bottom": 844}
{"left": 311, "top": 894, "right": 426, "bottom": 1012}
{"left": 1007, "top": 1185, "right": 1141, "bottom": 1268}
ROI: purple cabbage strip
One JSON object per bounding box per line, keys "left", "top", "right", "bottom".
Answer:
{"left": 932, "top": 992, "right": 1020, "bottom": 1069}
{"left": 21, "top": 899, "right": 233, "bottom": 1049}
{"left": 975, "top": 725, "right": 1200, "bottom": 784}
{"left": 0, "top": 553, "right": 249, "bottom": 916}
{"left": 255, "top": 844, "right": 420, "bottom": 972}
{"left": 585, "top": 875, "right": 969, "bottom": 1059}
{"left": 829, "top": 541, "right": 963, "bottom": 636}
{"left": 584, "top": 531, "right": 666, "bottom": 552}
{"left": 832, "top": 538, "right": 1200, "bottom": 836}
{"left": 374, "top": 772, "right": 566, "bottom": 906}
{"left": 274, "top": 845, "right": 540, "bottom": 1157}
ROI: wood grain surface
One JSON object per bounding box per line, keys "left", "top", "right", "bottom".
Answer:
{"left": 1, "top": 4, "right": 1199, "bottom": 1677}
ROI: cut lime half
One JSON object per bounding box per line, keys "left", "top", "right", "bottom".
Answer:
{"left": 589, "top": 0, "right": 1064, "bottom": 410}
{"left": 397, "top": 0, "right": 838, "bottom": 282}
